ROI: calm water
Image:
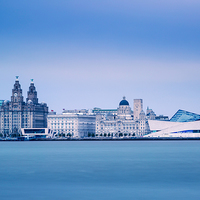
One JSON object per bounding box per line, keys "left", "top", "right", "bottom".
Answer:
{"left": 0, "top": 141, "right": 200, "bottom": 200}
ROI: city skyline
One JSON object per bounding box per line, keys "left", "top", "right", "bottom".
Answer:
{"left": 1, "top": 1, "right": 200, "bottom": 118}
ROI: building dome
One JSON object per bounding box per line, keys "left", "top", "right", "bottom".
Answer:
{"left": 119, "top": 96, "right": 129, "bottom": 106}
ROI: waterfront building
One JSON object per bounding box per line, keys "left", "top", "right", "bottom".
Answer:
{"left": 133, "top": 99, "right": 143, "bottom": 120}
{"left": 155, "top": 115, "right": 169, "bottom": 121}
{"left": 170, "top": 109, "right": 200, "bottom": 122}
{"left": 146, "top": 107, "right": 156, "bottom": 120}
{"left": 145, "top": 109, "right": 200, "bottom": 138}
{"left": 47, "top": 110, "right": 96, "bottom": 138}
{"left": 0, "top": 77, "right": 48, "bottom": 136}
{"left": 63, "top": 109, "right": 91, "bottom": 115}
{"left": 92, "top": 108, "right": 117, "bottom": 115}
{"left": 21, "top": 128, "right": 49, "bottom": 139}
{"left": 145, "top": 119, "right": 200, "bottom": 138}
{"left": 95, "top": 97, "right": 150, "bottom": 137}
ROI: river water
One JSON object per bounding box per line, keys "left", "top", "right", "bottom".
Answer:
{"left": 0, "top": 141, "right": 200, "bottom": 200}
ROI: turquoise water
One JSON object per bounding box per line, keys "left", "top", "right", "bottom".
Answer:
{"left": 0, "top": 141, "right": 200, "bottom": 200}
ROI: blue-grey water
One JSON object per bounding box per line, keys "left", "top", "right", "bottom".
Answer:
{"left": 0, "top": 141, "right": 200, "bottom": 200}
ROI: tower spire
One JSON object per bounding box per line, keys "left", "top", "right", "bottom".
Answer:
{"left": 11, "top": 76, "right": 23, "bottom": 103}
{"left": 26, "top": 79, "right": 38, "bottom": 104}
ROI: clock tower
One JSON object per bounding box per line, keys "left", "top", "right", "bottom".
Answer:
{"left": 0, "top": 76, "right": 48, "bottom": 137}
{"left": 11, "top": 76, "right": 24, "bottom": 105}
{"left": 26, "top": 79, "right": 38, "bottom": 104}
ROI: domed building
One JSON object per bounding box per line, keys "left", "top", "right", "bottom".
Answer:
{"left": 95, "top": 97, "right": 150, "bottom": 137}
{"left": 119, "top": 97, "right": 129, "bottom": 106}
{"left": 117, "top": 96, "right": 132, "bottom": 119}
{"left": 0, "top": 77, "right": 48, "bottom": 137}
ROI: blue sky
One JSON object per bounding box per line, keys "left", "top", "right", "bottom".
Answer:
{"left": 0, "top": 0, "right": 200, "bottom": 117}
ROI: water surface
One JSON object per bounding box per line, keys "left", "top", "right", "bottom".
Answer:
{"left": 0, "top": 141, "right": 200, "bottom": 200}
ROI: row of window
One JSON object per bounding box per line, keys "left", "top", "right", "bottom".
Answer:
{"left": 51, "top": 123, "right": 75, "bottom": 125}
{"left": 52, "top": 126, "right": 74, "bottom": 129}
{"left": 98, "top": 124, "right": 136, "bottom": 127}
{"left": 51, "top": 128, "right": 75, "bottom": 132}
{"left": 49, "top": 118, "right": 78, "bottom": 120}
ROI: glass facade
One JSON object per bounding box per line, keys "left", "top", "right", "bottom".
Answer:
{"left": 24, "top": 129, "right": 45, "bottom": 133}
{"left": 0, "top": 100, "right": 4, "bottom": 106}
{"left": 170, "top": 109, "right": 200, "bottom": 122}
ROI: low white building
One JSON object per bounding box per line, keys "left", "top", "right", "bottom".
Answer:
{"left": 47, "top": 111, "right": 96, "bottom": 138}
{"left": 21, "top": 128, "right": 49, "bottom": 138}
{"left": 144, "top": 120, "right": 200, "bottom": 138}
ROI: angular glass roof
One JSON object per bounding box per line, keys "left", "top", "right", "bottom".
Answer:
{"left": 170, "top": 109, "right": 200, "bottom": 122}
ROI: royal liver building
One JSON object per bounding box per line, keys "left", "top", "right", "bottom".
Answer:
{"left": 0, "top": 77, "right": 48, "bottom": 136}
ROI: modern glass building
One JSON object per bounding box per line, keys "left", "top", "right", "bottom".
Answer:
{"left": 170, "top": 109, "right": 200, "bottom": 122}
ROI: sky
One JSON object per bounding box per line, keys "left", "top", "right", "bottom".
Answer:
{"left": 0, "top": 0, "right": 200, "bottom": 118}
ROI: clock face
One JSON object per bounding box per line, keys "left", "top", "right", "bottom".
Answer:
{"left": 14, "top": 93, "right": 18, "bottom": 97}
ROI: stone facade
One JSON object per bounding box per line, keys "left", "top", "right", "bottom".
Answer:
{"left": 95, "top": 97, "right": 150, "bottom": 137}
{"left": 133, "top": 99, "right": 143, "bottom": 120}
{"left": 47, "top": 111, "right": 96, "bottom": 138}
{"left": 0, "top": 77, "right": 48, "bottom": 136}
